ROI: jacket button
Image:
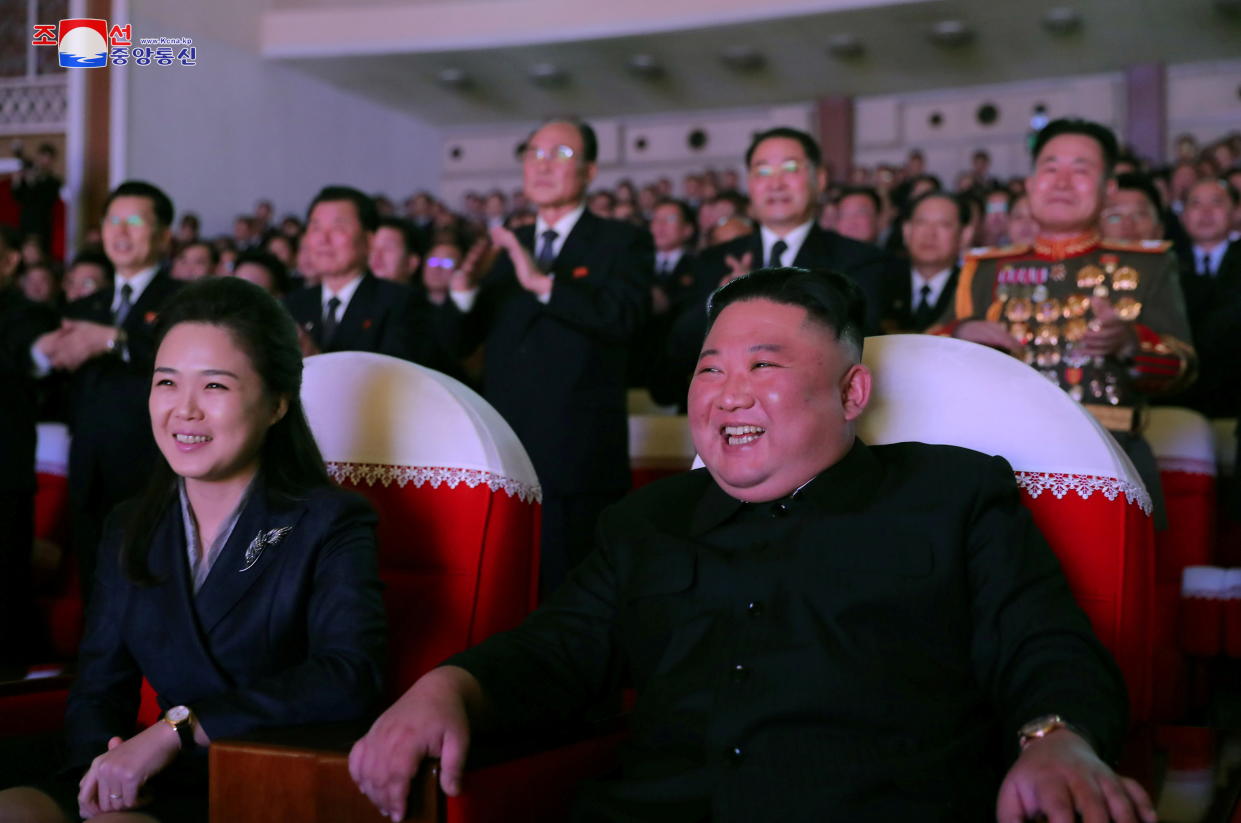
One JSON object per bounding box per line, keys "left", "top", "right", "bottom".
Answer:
{"left": 730, "top": 663, "right": 749, "bottom": 683}
{"left": 727, "top": 745, "right": 744, "bottom": 765}
{"left": 746, "top": 600, "right": 764, "bottom": 617}
{"left": 772, "top": 501, "right": 791, "bottom": 517}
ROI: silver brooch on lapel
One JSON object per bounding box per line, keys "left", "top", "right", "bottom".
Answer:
{"left": 240, "top": 526, "right": 292, "bottom": 572}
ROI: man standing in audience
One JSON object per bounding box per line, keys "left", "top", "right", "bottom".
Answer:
{"left": 654, "top": 128, "right": 892, "bottom": 408}
{"left": 33, "top": 181, "right": 182, "bottom": 599}
{"left": 170, "top": 239, "right": 218, "bottom": 281}
{"left": 285, "top": 186, "right": 447, "bottom": 369}
{"left": 350, "top": 268, "right": 1153, "bottom": 823}
{"left": 649, "top": 198, "right": 698, "bottom": 315}
{"left": 880, "top": 191, "right": 968, "bottom": 332}
{"left": 368, "top": 216, "right": 424, "bottom": 286}
{"left": 947, "top": 119, "right": 1194, "bottom": 526}
{"left": 447, "top": 119, "right": 652, "bottom": 592}
{"left": 1165, "top": 178, "right": 1241, "bottom": 418}
{"left": 0, "top": 225, "right": 57, "bottom": 663}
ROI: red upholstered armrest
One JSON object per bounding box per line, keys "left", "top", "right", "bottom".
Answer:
{"left": 0, "top": 675, "right": 73, "bottom": 737}
{"left": 209, "top": 721, "right": 627, "bottom": 823}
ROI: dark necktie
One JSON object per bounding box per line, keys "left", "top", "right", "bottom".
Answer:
{"left": 1200, "top": 253, "right": 1213, "bottom": 278}
{"left": 657, "top": 256, "right": 670, "bottom": 277}
{"left": 769, "top": 239, "right": 788, "bottom": 269}
{"left": 113, "top": 283, "right": 133, "bottom": 326}
{"left": 322, "top": 296, "right": 341, "bottom": 346}
{"left": 537, "top": 229, "right": 559, "bottom": 271}
{"left": 913, "top": 283, "right": 935, "bottom": 329}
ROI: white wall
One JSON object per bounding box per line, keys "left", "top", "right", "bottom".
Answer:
{"left": 1167, "top": 59, "right": 1241, "bottom": 158}
{"left": 117, "top": 0, "right": 441, "bottom": 236}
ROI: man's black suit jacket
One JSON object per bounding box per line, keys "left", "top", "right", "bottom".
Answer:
{"left": 284, "top": 272, "right": 448, "bottom": 370}
{"left": 450, "top": 441, "right": 1126, "bottom": 821}
{"left": 451, "top": 211, "right": 653, "bottom": 495}
{"left": 878, "top": 266, "right": 962, "bottom": 333}
{"left": 66, "top": 484, "right": 386, "bottom": 770}
{"left": 0, "top": 287, "right": 57, "bottom": 492}
{"left": 650, "top": 226, "right": 893, "bottom": 407}
{"left": 62, "top": 271, "right": 182, "bottom": 524}
{"left": 1165, "top": 240, "right": 1241, "bottom": 417}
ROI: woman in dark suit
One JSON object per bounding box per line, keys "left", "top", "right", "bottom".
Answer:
{"left": 0, "top": 277, "right": 387, "bottom": 822}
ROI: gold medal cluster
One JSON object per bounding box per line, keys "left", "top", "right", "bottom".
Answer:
{"left": 996, "top": 255, "right": 1141, "bottom": 404}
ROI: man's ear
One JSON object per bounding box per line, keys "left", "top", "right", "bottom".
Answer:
{"left": 270, "top": 394, "right": 289, "bottom": 426}
{"left": 583, "top": 162, "right": 598, "bottom": 187}
{"left": 841, "top": 363, "right": 872, "bottom": 422}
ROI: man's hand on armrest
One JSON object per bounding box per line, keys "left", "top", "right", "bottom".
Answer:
{"left": 348, "top": 665, "right": 486, "bottom": 821}
{"left": 996, "top": 729, "right": 1155, "bottom": 823}
{"left": 953, "top": 319, "right": 1024, "bottom": 355}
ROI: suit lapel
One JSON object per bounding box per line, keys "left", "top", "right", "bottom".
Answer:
{"left": 123, "top": 270, "right": 175, "bottom": 337}
{"left": 193, "top": 486, "right": 307, "bottom": 635}
{"left": 792, "top": 227, "right": 826, "bottom": 270}
{"left": 552, "top": 211, "right": 596, "bottom": 278}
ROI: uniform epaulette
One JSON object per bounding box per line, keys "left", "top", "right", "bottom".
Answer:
{"left": 1100, "top": 237, "right": 1173, "bottom": 254}
{"left": 965, "top": 244, "right": 1030, "bottom": 261}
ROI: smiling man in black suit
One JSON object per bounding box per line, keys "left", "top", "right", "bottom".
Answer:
{"left": 284, "top": 186, "right": 446, "bottom": 370}
{"left": 879, "top": 191, "right": 969, "bottom": 332}
{"left": 446, "top": 119, "right": 653, "bottom": 593}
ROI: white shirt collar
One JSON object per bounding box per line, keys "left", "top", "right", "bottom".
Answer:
{"left": 910, "top": 267, "right": 954, "bottom": 307}
{"left": 535, "top": 203, "right": 587, "bottom": 262}
{"left": 321, "top": 272, "right": 365, "bottom": 318}
{"left": 759, "top": 221, "right": 814, "bottom": 268}
{"left": 1193, "top": 242, "right": 1230, "bottom": 275}
{"left": 111, "top": 264, "right": 160, "bottom": 314}
{"left": 656, "top": 248, "right": 684, "bottom": 274}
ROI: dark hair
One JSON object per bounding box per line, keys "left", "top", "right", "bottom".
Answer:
{"left": 528, "top": 119, "right": 599, "bottom": 164}
{"left": 121, "top": 277, "right": 330, "bottom": 585}
{"left": 1188, "top": 177, "right": 1241, "bottom": 208}
{"left": 706, "top": 267, "right": 866, "bottom": 360}
{"left": 590, "top": 190, "right": 617, "bottom": 209}
{"left": 234, "top": 248, "right": 291, "bottom": 295}
{"left": 1114, "top": 173, "right": 1165, "bottom": 213}
{"left": 905, "top": 190, "right": 970, "bottom": 226}
{"left": 375, "top": 216, "right": 426, "bottom": 257}
{"left": 834, "top": 186, "right": 882, "bottom": 214}
{"left": 179, "top": 240, "right": 220, "bottom": 267}
{"left": 1031, "top": 118, "right": 1119, "bottom": 174}
{"left": 745, "top": 127, "right": 822, "bottom": 169}
{"left": 307, "top": 185, "right": 378, "bottom": 233}
{"left": 68, "top": 247, "right": 115, "bottom": 281}
{"left": 0, "top": 224, "right": 20, "bottom": 255}
{"left": 104, "top": 180, "right": 174, "bottom": 229}
{"left": 654, "top": 197, "right": 696, "bottom": 227}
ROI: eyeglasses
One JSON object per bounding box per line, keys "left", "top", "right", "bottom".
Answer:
{"left": 523, "top": 145, "right": 577, "bottom": 163}
{"left": 1102, "top": 210, "right": 1155, "bottom": 224}
{"left": 751, "top": 160, "right": 805, "bottom": 178}
{"left": 426, "top": 256, "right": 457, "bottom": 269}
{"left": 105, "top": 214, "right": 148, "bottom": 228}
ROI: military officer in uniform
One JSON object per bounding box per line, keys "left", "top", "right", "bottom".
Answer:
{"left": 943, "top": 119, "right": 1195, "bottom": 526}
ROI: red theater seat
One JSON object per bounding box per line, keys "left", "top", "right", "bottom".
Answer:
{"left": 299, "top": 352, "right": 541, "bottom": 697}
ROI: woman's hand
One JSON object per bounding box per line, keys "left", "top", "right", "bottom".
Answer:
{"left": 77, "top": 722, "right": 181, "bottom": 818}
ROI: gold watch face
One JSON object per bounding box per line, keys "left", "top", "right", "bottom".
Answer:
{"left": 166, "top": 705, "right": 190, "bottom": 725}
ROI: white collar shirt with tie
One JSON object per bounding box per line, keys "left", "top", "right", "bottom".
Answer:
{"left": 320, "top": 272, "right": 365, "bottom": 324}
{"left": 910, "top": 267, "right": 954, "bottom": 312}
{"left": 1193, "top": 242, "right": 1230, "bottom": 278}
{"left": 759, "top": 221, "right": 813, "bottom": 269}
{"left": 656, "top": 249, "right": 684, "bottom": 278}
{"left": 534, "top": 203, "right": 587, "bottom": 267}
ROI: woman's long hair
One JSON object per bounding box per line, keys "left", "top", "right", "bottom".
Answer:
{"left": 121, "top": 276, "right": 331, "bottom": 585}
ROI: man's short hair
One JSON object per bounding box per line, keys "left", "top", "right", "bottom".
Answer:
{"left": 745, "top": 127, "right": 822, "bottom": 169}
{"left": 1031, "top": 119, "right": 1119, "bottom": 173}
{"left": 69, "top": 248, "right": 114, "bottom": 280}
{"left": 1114, "top": 173, "right": 1165, "bottom": 213}
{"left": 655, "top": 197, "right": 696, "bottom": 227}
{"left": 834, "top": 186, "right": 881, "bottom": 214}
{"left": 104, "top": 181, "right": 174, "bottom": 229}
{"left": 905, "top": 190, "right": 969, "bottom": 226}
{"left": 1192, "top": 177, "right": 1241, "bottom": 208}
{"left": 376, "top": 216, "right": 427, "bottom": 257}
{"left": 234, "top": 248, "right": 291, "bottom": 295}
{"left": 307, "top": 185, "right": 378, "bottom": 232}
{"left": 179, "top": 240, "right": 220, "bottom": 266}
{"left": 706, "top": 267, "right": 866, "bottom": 361}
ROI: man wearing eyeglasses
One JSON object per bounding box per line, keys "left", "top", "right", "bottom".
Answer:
{"left": 32, "top": 180, "right": 183, "bottom": 601}
{"left": 446, "top": 118, "right": 653, "bottom": 593}
{"left": 652, "top": 127, "right": 892, "bottom": 409}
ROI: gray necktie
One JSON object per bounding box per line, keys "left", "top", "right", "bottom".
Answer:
{"left": 113, "top": 283, "right": 133, "bottom": 326}
{"left": 537, "top": 229, "right": 559, "bottom": 270}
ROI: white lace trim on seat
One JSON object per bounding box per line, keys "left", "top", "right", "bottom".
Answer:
{"left": 1015, "top": 471, "right": 1152, "bottom": 516}
{"left": 1153, "top": 457, "right": 1217, "bottom": 477}
{"left": 326, "top": 462, "right": 542, "bottom": 504}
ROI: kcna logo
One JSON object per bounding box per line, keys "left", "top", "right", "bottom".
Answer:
{"left": 31, "top": 19, "right": 130, "bottom": 68}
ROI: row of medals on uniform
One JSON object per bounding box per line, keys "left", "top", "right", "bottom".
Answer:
{"left": 996, "top": 254, "right": 1141, "bottom": 406}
